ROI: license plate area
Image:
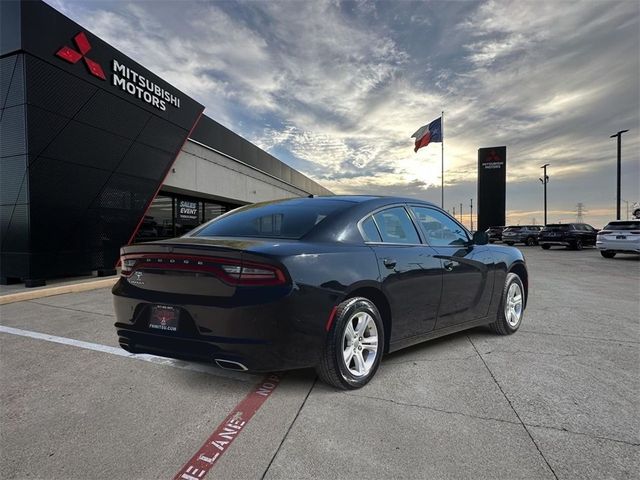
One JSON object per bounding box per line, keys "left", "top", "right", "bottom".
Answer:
{"left": 149, "top": 305, "right": 180, "bottom": 332}
{"left": 616, "top": 235, "right": 627, "bottom": 239}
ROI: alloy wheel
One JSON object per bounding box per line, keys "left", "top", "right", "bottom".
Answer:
{"left": 342, "top": 311, "right": 379, "bottom": 377}
{"left": 504, "top": 282, "right": 523, "bottom": 327}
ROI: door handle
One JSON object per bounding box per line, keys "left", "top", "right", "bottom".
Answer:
{"left": 443, "top": 261, "right": 455, "bottom": 271}
{"left": 383, "top": 258, "right": 397, "bottom": 269}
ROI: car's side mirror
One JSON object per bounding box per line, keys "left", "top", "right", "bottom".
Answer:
{"left": 472, "top": 230, "right": 489, "bottom": 245}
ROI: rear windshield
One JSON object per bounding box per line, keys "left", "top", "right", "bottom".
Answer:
{"left": 193, "top": 199, "right": 351, "bottom": 239}
{"left": 604, "top": 221, "right": 640, "bottom": 231}
{"left": 545, "top": 224, "right": 571, "bottom": 231}
{"left": 504, "top": 227, "right": 522, "bottom": 231}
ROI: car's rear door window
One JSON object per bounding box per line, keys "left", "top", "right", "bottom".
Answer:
{"left": 372, "top": 207, "right": 420, "bottom": 244}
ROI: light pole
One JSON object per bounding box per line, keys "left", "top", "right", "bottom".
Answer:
{"left": 539, "top": 164, "right": 550, "bottom": 226}
{"left": 610, "top": 129, "right": 629, "bottom": 220}
{"left": 470, "top": 198, "right": 474, "bottom": 231}
{"left": 459, "top": 203, "right": 463, "bottom": 223}
{"left": 624, "top": 200, "right": 629, "bottom": 220}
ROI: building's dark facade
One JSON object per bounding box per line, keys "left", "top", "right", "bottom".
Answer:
{"left": 0, "top": 0, "right": 330, "bottom": 286}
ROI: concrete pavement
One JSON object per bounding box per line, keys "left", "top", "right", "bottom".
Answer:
{"left": 1, "top": 247, "right": 638, "bottom": 479}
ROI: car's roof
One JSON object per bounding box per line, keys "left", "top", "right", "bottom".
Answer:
{"left": 310, "top": 195, "right": 437, "bottom": 206}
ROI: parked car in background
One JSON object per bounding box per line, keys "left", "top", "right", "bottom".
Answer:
{"left": 596, "top": 220, "right": 640, "bottom": 258}
{"left": 485, "top": 226, "right": 505, "bottom": 243}
{"left": 501, "top": 225, "right": 543, "bottom": 246}
{"left": 539, "top": 223, "right": 598, "bottom": 250}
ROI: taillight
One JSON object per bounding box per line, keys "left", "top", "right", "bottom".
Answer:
{"left": 630, "top": 231, "right": 640, "bottom": 235}
{"left": 221, "top": 264, "right": 286, "bottom": 285}
{"left": 120, "top": 256, "right": 137, "bottom": 276}
{"left": 599, "top": 231, "right": 612, "bottom": 235}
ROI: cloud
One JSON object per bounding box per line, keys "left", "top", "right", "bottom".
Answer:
{"left": 46, "top": 0, "right": 639, "bottom": 227}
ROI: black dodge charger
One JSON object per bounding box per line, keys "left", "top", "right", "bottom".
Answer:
{"left": 113, "top": 196, "right": 528, "bottom": 389}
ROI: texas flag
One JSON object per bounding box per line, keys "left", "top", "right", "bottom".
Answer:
{"left": 411, "top": 117, "right": 442, "bottom": 153}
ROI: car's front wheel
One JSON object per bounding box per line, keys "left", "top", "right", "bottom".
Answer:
{"left": 541, "top": 244, "right": 551, "bottom": 250}
{"left": 601, "top": 250, "right": 616, "bottom": 258}
{"left": 490, "top": 272, "right": 525, "bottom": 335}
{"left": 573, "top": 239, "right": 583, "bottom": 250}
{"left": 505, "top": 242, "right": 514, "bottom": 246}
{"left": 526, "top": 237, "right": 536, "bottom": 246}
{"left": 316, "top": 297, "right": 384, "bottom": 390}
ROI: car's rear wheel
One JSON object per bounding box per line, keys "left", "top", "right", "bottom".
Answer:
{"left": 490, "top": 272, "right": 524, "bottom": 335}
{"left": 601, "top": 250, "right": 616, "bottom": 258}
{"left": 316, "top": 297, "right": 384, "bottom": 390}
{"left": 526, "top": 237, "right": 536, "bottom": 246}
{"left": 541, "top": 244, "right": 551, "bottom": 250}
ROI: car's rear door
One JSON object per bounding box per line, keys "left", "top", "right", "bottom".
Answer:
{"left": 409, "top": 205, "right": 494, "bottom": 329}
{"left": 361, "top": 206, "right": 442, "bottom": 339}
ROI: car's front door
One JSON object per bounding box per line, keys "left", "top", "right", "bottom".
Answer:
{"left": 362, "top": 207, "right": 442, "bottom": 340}
{"left": 409, "top": 206, "right": 494, "bottom": 329}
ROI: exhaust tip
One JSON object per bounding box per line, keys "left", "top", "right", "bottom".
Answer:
{"left": 215, "top": 359, "right": 248, "bottom": 371}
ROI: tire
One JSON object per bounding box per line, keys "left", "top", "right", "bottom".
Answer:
{"left": 490, "top": 272, "right": 525, "bottom": 335}
{"left": 574, "top": 239, "right": 583, "bottom": 250}
{"left": 601, "top": 250, "right": 616, "bottom": 258}
{"left": 505, "top": 242, "right": 514, "bottom": 246}
{"left": 316, "top": 297, "right": 385, "bottom": 390}
{"left": 526, "top": 237, "right": 536, "bottom": 247}
{"left": 541, "top": 244, "right": 551, "bottom": 250}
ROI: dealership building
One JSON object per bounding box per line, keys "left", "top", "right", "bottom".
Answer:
{"left": 0, "top": 0, "right": 331, "bottom": 286}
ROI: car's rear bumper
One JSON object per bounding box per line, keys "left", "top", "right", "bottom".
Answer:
{"left": 596, "top": 239, "right": 640, "bottom": 254}
{"left": 501, "top": 236, "right": 522, "bottom": 243}
{"left": 539, "top": 240, "right": 571, "bottom": 246}
{"left": 112, "top": 279, "right": 330, "bottom": 372}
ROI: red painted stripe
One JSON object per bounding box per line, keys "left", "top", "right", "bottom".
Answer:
{"left": 125, "top": 110, "right": 204, "bottom": 248}
{"left": 173, "top": 373, "right": 283, "bottom": 480}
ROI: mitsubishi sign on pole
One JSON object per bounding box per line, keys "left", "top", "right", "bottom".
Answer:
{"left": 477, "top": 147, "right": 507, "bottom": 232}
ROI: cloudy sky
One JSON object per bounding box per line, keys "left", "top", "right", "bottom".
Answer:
{"left": 48, "top": 0, "right": 639, "bottom": 227}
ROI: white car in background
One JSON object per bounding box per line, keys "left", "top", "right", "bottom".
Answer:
{"left": 596, "top": 220, "right": 640, "bottom": 258}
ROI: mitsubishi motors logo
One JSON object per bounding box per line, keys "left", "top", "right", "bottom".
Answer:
{"left": 487, "top": 150, "right": 501, "bottom": 162}
{"left": 482, "top": 149, "right": 504, "bottom": 170}
{"left": 56, "top": 32, "right": 106, "bottom": 80}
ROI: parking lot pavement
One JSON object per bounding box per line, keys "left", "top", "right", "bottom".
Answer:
{"left": 1, "top": 247, "right": 638, "bottom": 479}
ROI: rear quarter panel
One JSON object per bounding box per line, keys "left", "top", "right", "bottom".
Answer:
{"left": 253, "top": 242, "right": 381, "bottom": 361}
{"left": 484, "top": 245, "right": 528, "bottom": 316}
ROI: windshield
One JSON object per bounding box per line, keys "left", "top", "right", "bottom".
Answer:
{"left": 504, "top": 227, "right": 522, "bottom": 232}
{"left": 604, "top": 221, "right": 640, "bottom": 231}
{"left": 192, "top": 199, "right": 351, "bottom": 239}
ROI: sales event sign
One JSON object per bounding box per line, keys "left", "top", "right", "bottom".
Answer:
{"left": 177, "top": 199, "right": 199, "bottom": 221}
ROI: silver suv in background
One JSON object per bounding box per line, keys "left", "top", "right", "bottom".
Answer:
{"left": 596, "top": 220, "right": 640, "bottom": 258}
{"left": 502, "top": 225, "right": 543, "bottom": 246}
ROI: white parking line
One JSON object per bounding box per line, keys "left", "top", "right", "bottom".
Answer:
{"left": 0, "top": 325, "right": 254, "bottom": 382}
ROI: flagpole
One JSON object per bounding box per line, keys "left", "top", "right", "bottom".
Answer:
{"left": 441, "top": 110, "right": 444, "bottom": 208}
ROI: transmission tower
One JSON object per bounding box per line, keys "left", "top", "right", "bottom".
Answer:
{"left": 575, "top": 203, "right": 587, "bottom": 223}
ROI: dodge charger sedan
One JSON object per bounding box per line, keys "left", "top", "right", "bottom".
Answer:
{"left": 113, "top": 196, "right": 528, "bottom": 389}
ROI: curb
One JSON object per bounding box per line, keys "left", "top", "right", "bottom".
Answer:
{"left": 0, "top": 277, "right": 119, "bottom": 305}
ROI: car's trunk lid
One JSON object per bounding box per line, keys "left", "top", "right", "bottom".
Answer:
{"left": 120, "top": 237, "right": 288, "bottom": 297}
